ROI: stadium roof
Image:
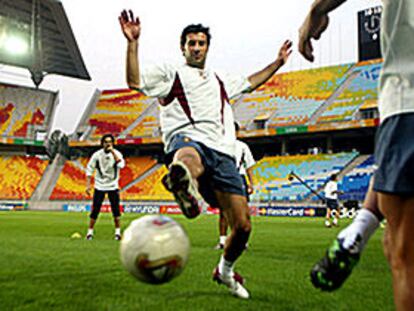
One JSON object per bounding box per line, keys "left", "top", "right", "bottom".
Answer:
{"left": 0, "top": 0, "right": 91, "bottom": 87}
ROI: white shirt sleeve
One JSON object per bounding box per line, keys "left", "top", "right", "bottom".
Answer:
{"left": 86, "top": 152, "right": 97, "bottom": 177}
{"left": 139, "top": 63, "right": 176, "bottom": 98}
{"left": 217, "top": 71, "right": 251, "bottom": 99}
{"left": 242, "top": 143, "right": 256, "bottom": 169}
{"left": 115, "top": 150, "right": 125, "bottom": 169}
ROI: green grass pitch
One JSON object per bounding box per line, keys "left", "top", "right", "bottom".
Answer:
{"left": 0, "top": 211, "right": 393, "bottom": 310}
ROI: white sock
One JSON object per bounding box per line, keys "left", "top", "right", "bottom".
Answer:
{"left": 338, "top": 208, "right": 380, "bottom": 253}
{"left": 219, "top": 235, "right": 227, "bottom": 245}
{"left": 115, "top": 228, "right": 121, "bottom": 235}
{"left": 333, "top": 218, "right": 338, "bottom": 225}
{"left": 218, "top": 255, "right": 234, "bottom": 277}
{"left": 87, "top": 229, "right": 94, "bottom": 235}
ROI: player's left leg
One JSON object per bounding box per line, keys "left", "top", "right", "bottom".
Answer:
{"left": 108, "top": 189, "right": 122, "bottom": 240}
{"left": 332, "top": 206, "right": 339, "bottom": 227}
{"left": 213, "top": 191, "right": 251, "bottom": 299}
{"left": 311, "top": 181, "right": 381, "bottom": 291}
{"left": 325, "top": 205, "right": 332, "bottom": 227}
{"left": 378, "top": 193, "right": 414, "bottom": 311}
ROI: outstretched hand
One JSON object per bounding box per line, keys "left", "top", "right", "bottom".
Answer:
{"left": 277, "top": 40, "right": 293, "bottom": 66}
{"left": 119, "top": 9, "right": 141, "bottom": 42}
{"left": 298, "top": 11, "right": 329, "bottom": 62}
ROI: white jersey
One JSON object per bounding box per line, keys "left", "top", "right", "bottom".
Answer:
{"left": 379, "top": 0, "right": 414, "bottom": 122}
{"left": 234, "top": 140, "right": 255, "bottom": 176}
{"left": 86, "top": 149, "right": 125, "bottom": 191}
{"left": 138, "top": 63, "right": 251, "bottom": 157}
{"left": 324, "top": 180, "right": 338, "bottom": 200}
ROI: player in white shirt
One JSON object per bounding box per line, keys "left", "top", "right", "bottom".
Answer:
{"left": 299, "top": 0, "right": 414, "bottom": 308}
{"left": 323, "top": 174, "right": 342, "bottom": 228}
{"left": 119, "top": 10, "right": 292, "bottom": 299}
{"left": 85, "top": 134, "right": 125, "bottom": 240}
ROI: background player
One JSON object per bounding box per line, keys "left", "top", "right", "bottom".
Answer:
{"left": 85, "top": 134, "right": 125, "bottom": 240}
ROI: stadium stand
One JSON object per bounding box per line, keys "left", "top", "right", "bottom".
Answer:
{"left": 0, "top": 83, "right": 56, "bottom": 139}
{"left": 125, "top": 104, "right": 161, "bottom": 137}
{"left": 49, "top": 156, "right": 157, "bottom": 200}
{"left": 339, "top": 155, "right": 375, "bottom": 201}
{"left": 317, "top": 60, "right": 382, "bottom": 123}
{"left": 233, "top": 64, "right": 352, "bottom": 129}
{"left": 252, "top": 152, "right": 358, "bottom": 201}
{"left": 0, "top": 155, "right": 49, "bottom": 200}
{"left": 87, "top": 89, "right": 154, "bottom": 139}
{"left": 122, "top": 165, "right": 174, "bottom": 201}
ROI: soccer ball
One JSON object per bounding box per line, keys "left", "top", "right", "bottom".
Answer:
{"left": 120, "top": 215, "right": 190, "bottom": 285}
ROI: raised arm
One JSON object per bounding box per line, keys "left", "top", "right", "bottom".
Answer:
{"left": 119, "top": 10, "right": 141, "bottom": 89}
{"left": 247, "top": 40, "right": 292, "bottom": 92}
{"left": 298, "top": 0, "right": 347, "bottom": 62}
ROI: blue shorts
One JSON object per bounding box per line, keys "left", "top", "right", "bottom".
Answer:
{"left": 326, "top": 198, "right": 339, "bottom": 209}
{"left": 374, "top": 113, "right": 414, "bottom": 195}
{"left": 165, "top": 134, "right": 245, "bottom": 207}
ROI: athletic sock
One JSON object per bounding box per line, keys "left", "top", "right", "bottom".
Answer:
{"left": 87, "top": 229, "right": 94, "bottom": 236}
{"left": 115, "top": 228, "right": 121, "bottom": 236}
{"left": 218, "top": 255, "right": 234, "bottom": 277}
{"left": 219, "top": 235, "right": 227, "bottom": 245}
{"left": 337, "top": 208, "right": 380, "bottom": 253}
{"left": 333, "top": 217, "right": 338, "bottom": 225}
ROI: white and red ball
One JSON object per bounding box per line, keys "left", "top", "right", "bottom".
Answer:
{"left": 120, "top": 215, "right": 190, "bottom": 284}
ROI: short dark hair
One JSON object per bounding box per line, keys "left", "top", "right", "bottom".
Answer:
{"left": 330, "top": 174, "right": 337, "bottom": 181}
{"left": 101, "top": 134, "right": 115, "bottom": 146}
{"left": 180, "top": 24, "right": 211, "bottom": 47}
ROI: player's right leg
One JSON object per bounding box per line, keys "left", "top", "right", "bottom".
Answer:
{"left": 86, "top": 189, "right": 105, "bottom": 240}
{"left": 213, "top": 191, "right": 251, "bottom": 299}
{"left": 162, "top": 145, "right": 204, "bottom": 219}
{"left": 311, "top": 180, "right": 381, "bottom": 291}
{"left": 378, "top": 194, "right": 414, "bottom": 311}
{"left": 215, "top": 209, "right": 228, "bottom": 249}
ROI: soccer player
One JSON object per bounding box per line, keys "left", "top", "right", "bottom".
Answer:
{"left": 85, "top": 134, "right": 125, "bottom": 240}
{"left": 323, "top": 174, "right": 341, "bottom": 228}
{"left": 215, "top": 124, "right": 256, "bottom": 250}
{"left": 119, "top": 10, "right": 291, "bottom": 299}
{"left": 299, "top": 0, "right": 414, "bottom": 309}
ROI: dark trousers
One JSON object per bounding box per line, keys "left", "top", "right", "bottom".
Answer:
{"left": 90, "top": 189, "right": 120, "bottom": 219}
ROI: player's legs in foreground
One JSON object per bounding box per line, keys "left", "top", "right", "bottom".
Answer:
{"left": 108, "top": 190, "right": 122, "bottom": 240}
{"left": 215, "top": 209, "right": 228, "bottom": 249}
{"left": 379, "top": 194, "right": 414, "bottom": 311}
{"left": 311, "top": 181, "right": 382, "bottom": 291}
{"left": 213, "top": 191, "right": 251, "bottom": 299}
{"left": 86, "top": 190, "right": 105, "bottom": 240}
{"left": 162, "top": 147, "right": 204, "bottom": 218}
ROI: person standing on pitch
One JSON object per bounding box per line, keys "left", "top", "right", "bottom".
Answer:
{"left": 323, "top": 173, "right": 342, "bottom": 228}
{"left": 299, "top": 0, "right": 414, "bottom": 309}
{"left": 119, "top": 10, "right": 291, "bottom": 299}
{"left": 85, "top": 134, "right": 125, "bottom": 240}
{"left": 216, "top": 123, "right": 256, "bottom": 250}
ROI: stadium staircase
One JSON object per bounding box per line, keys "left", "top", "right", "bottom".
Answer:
{"left": 29, "top": 154, "right": 66, "bottom": 210}
{"left": 119, "top": 102, "right": 158, "bottom": 137}
{"left": 308, "top": 66, "right": 358, "bottom": 124}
